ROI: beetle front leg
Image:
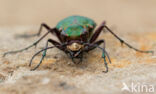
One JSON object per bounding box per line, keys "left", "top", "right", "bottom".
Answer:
{"left": 84, "top": 40, "right": 111, "bottom": 72}
{"left": 84, "top": 40, "right": 111, "bottom": 64}
{"left": 85, "top": 40, "right": 104, "bottom": 52}
{"left": 95, "top": 40, "right": 110, "bottom": 72}
{"left": 30, "top": 39, "right": 50, "bottom": 71}
{"left": 30, "top": 39, "right": 65, "bottom": 70}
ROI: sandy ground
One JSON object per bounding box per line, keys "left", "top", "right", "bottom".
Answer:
{"left": 0, "top": 0, "right": 156, "bottom": 94}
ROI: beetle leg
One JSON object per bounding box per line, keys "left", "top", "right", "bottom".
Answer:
{"left": 101, "top": 48, "right": 109, "bottom": 73}
{"left": 30, "top": 39, "right": 50, "bottom": 70}
{"left": 3, "top": 30, "right": 53, "bottom": 57}
{"left": 36, "top": 23, "right": 51, "bottom": 36}
{"left": 17, "top": 23, "right": 51, "bottom": 38}
{"left": 90, "top": 21, "right": 153, "bottom": 54}
{"left": 17, "top": 23, "right": 63, "bottom": 43}
{"left": 29, "top": 46, "right": 56, "bottom": 68}
{"left": 85, "top": 40, "right": 103, "bottom": 52}
{"left": 103, "top": 25, "right": 154, "bottom": 54}
{"left": 48, "top": 39, "right": 66, "bottom": 51}
{"left": 30, "top": 39, "right": 66, "bottom": 70}
{"left": 85, "top": 40, "right": 111, "bottom": 64}
{"left": 89, "top": 21, "right": 106, "bottom": 43}
{"left": 37, "top": 23, "right": 63, "bottom": 42}
{"left": 84, "top": 40, "right": 111, "bottom": 72}
{"left": 93, "top": 41, "right": 109, "bottom": 73}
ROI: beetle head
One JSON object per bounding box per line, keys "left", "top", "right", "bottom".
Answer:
{"left": 67, "top": 42, "right": 84, "bottom": 57}
{"left": 67, "top": 42, "right": 83, "bottom": 51}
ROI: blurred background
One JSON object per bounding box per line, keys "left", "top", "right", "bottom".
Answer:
{"left": 0, "top": 0, "right": 156, "bottom": 33}
{"left": 0, "top": 0, "right": 156, "bottom": 94}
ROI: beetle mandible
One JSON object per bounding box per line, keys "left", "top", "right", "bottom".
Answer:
{"left": 3, "top": 15, "right": 153, "bottom": 72}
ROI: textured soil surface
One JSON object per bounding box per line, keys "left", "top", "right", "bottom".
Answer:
{"left": 0, "top": 27, "right": 156, "bottom": 94}
{"left": 0, "top": 0, "right": 156, "bottom": 94}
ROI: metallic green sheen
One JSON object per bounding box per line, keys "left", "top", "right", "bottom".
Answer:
{"left": 56, "top": 15, "right": 96, "bottom": 37}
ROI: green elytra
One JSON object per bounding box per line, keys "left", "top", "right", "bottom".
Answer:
{"left": 56, "top": 15, "right": 96, "bottom": 37}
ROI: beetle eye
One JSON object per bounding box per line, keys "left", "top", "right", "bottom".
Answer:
{"left": 88, "top": 24, "right": 93, "bottom": 29}
{"left": 59, "top": 28, "right": 62, "bottom": 31}
{"left": 61, "top": 30, "right": 66, "bottom": 35}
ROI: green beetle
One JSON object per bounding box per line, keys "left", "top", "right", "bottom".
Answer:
{"left": 4, "top": 15, "right": 153, "bottom": 72}
{"left": 56, "top": 16, "right": 96, "bottom": 39}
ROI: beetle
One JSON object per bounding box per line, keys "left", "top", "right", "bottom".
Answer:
{"left": 3, "top": 15, "right": 153, "bottom": 72}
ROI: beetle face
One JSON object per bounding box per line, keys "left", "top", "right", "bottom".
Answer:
{"left": 67, "top": 42, "right": 84, "bottom": 57}
{"left": 67, "top": 42, "right": 83, "bottom": 51}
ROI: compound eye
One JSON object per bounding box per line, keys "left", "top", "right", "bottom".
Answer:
{"left": 59, "top": 28, "right": 62, "bottom": 31}
{"left": 88, "top": 24, "right": 93, "bottom": 29}
{"left": 61, "top": 30, "right": 67, "bottom": 36}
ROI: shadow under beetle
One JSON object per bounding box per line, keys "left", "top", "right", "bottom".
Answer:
{"left": 3, "top": 15, "right": 153, "bottom": 72}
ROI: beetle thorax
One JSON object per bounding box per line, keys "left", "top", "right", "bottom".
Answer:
{"left": 67, "top": 43, "right": 84, "bottom": 51}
